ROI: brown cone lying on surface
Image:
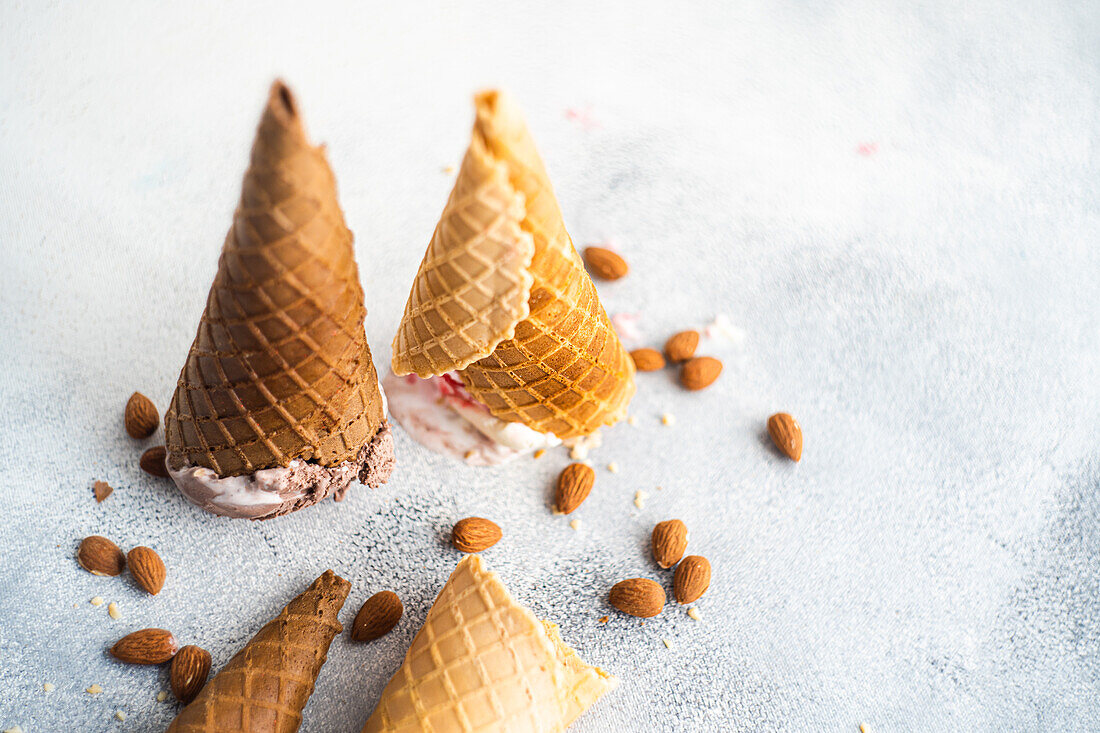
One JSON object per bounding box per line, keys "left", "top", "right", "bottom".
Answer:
{"left": 391, "top": 90, "right": 635, "bottom": 440}
{"left": 162, "top": 81, "right": 390, "bottom": 515}
{"left": 167, "top": 570, "right": 350, "bottom": 733}
{"left": 363, "top": 555, "right": 616, "bottom": 732}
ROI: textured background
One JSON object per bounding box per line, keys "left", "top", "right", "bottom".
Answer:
{"left": 1, "top": 1, "right": 1098, "bottom": 731}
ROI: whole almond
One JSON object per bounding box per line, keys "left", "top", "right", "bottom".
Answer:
{"left": 124, "top": 392, "right": 159, "bottom": 439}
{"left": 140, "top": 446, "right": 170, "bottom": 478}
{"left": 170, "top": 645, "right": 211, "bottom": 704}
{"left": 351, "top": 590, "right": 403, "bottom": 642}
{"left": 555, "top": 463, "right": 595, "bottom": 514}
{"left": 109, "top": 628, "right": 179, "bottom": 665}
{"left": 583, "top": 246, "right": 628, "bottom": 280}
{"left": 451, "top": 517, "right": 502, "bottom": 553}
{"left": 93, "top": 480, "right": 113, "bottom": 503}
{"left": 629, "top": 348, "right": 666, "bottom": 372}
{"left": 651, "top": 519, "right": 688, "bottom": 569}
{"left": 767, "top": 412, "right": 803, "bottom": 462}
{"left": 673, "top": 555, "right": 711, "bottom": 604}
{"left": 680, "top": 356, "right": 722, "bottom": 391}
{"left": 77, "top": 536, "right": 126, "bottom": 577}
{"left": 609, "top": 578, "right": 666, "bottom": 618}
{"left": 127, "top": 546, "right": 166, "bottom": 595}
{"left": 664, "top": 330, "right": 699, "bottom": 363}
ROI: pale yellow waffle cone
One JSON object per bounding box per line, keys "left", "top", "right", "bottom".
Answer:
{"left": 391, "top": 90, "right": 634, "bottom": 440}
{"left": 165, "top": 81, "right": 385, "bottom": 478}
{"left": 362, "top": 555, "right": 617, "bottom": 733}
{"left": 168, "top": 569, "right": 350, "bottom": 732}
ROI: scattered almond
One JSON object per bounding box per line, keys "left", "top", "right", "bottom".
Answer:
{"left": 673, "top": 555, "right": 711, "bottom": 604}
{"left": 629, "top": 348, "right": 665, "bottom": 372}
{"left": 555, "top": 463, "right": 595, "bottom": 514}
{"left": 451, "top": 517, "right": 502, "bottom": 553}
{"left": 77, "top": 536, "right": 126, "bottom": 577}
{"left": 664, "top": 330, "right": 699, "bottom": 363}
{"left": 93, "top": 481, "right": 113, "bottom": 503}
{"left": 680, "top": 356, "right": 722, "bottom": 391}
{"left": 351, "top": 590, "right": 403, "bottom": 642}
{"left": 609, "top": 578, "right": 666, "bottom": 618}
{"left": 109, "top": 628, "right": 178, "bottom": 665}
{"left": 124, "top": 392, "right": 159, "bottom": 439}
{"left": 583, "top": 246, "right": 628, "bottom": 280}
{"left": 127, "top": 546, "right": 166, "bottom": 595}
{"left": 140, "top": 446, "right": 170, "bottom": 478}
{"left": 651, "top": 519, "right": 688, "bottom": 569}
{"left": 169, "top": 645, "right": 211, "bottom": 704}
{"left": 767, "top": 412, "right": 803, "bottom": 461}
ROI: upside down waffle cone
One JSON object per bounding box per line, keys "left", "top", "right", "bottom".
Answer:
{"left": 362, "top": 555, "right": 617, "bottom": 732}
{"left": 165, "top": 80, "right": 384, "bottom": 478}
{"left": 392, "top": 90, "right": 634, "bottom": 439}
{"left": 168, "top": 569, "right": 350, "bottom": 733}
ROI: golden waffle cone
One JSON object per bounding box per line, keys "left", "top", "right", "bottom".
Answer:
{"left": 168, "top": 569, "right": 350, "bottom": 733}
{"left": 391, "top": 91, "right": 634, "bottom": 439}
{"left": 362, "top": 555, "right": 617, "bottom": 732}
{"left": 165, "top": 80, "right": 384, "bottom": 477}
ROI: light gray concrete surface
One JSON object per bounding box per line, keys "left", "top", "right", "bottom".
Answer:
{"left": 1, "top": 1, "right": 1098, "bottom": 730}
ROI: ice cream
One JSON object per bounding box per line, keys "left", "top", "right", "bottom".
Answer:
{"left": 169, "top": 422, "right": 395, "bottom": 520}
{"left": 383, "top": 370, "right": 559, "bottom": 466}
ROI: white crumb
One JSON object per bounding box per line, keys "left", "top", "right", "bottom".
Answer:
{"left": 570, "top": 519, "right": 582, "bottom": 531}
{"left": 662, "top": 638, "right": 674, "bottom": 649}
{"left": 704, "top": 313, "right": 746, "bottom": 346}
{"left": 43, "top": 682, "right": 55, "bottom": 692}
{"left": 90, "top": 596, "right": 104, "bottom": 607}
{"left": 86, "top": 684, "right": 103, "bottom": 695}
{"left": 661, "top": 413, "right": 676, "bottom": 426}
{"left": 107, "top": 602, "right": 121, "bottom": 620}
{"left": 4, "top": 726, "right": 25, "bottom": 733}
{"left": 634, "top": 490, "right": 649, "bottom": 509}
{"left": 627, "top": 415, "right": 638, "bottom": 426}
{"left": 115, "top": 711, "right": 126, "bottom": 721}
{"left": 606, "top": 461, "right": 620, "bottom": 473}
{"left": 687, "top": 607, "right": 702, "bottom": 621}
{"left": 157, "top": 691, "right": 168, "bottom": 702}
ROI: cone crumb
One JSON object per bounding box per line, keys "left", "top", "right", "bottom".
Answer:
{"left": 598, "top": 615, "right": 609, "bottom": 624}
{"left": 43, "top": 683, "right": 55, "bottom": 692}
{"left": 156, "top": 691, "right": 168, "bottom": 702}
{"left": 107, "top": 602, "right": 121, "bottom": 619}
{"left": 662, "top": 638, "right": 674, "bottom": 649}
{"left": 687, "top": 607, "right": 702, "bottom": 621}
{"left": 634, "top": 490, "right": 648, "bottom": 509}
{"left": 533, "top": 449, "right": 546, "bottom": 459}
{"left": 661, "top": 413, "right": 676, "bottom": 426}
{"left": 90, "top": 596, "right": 104, "bottom": 606}
{"left": 442, "top": 165, "right": 455, "bottom": 174}
{"left": 4, "top": 726, "right": 24, "bottom": 733}
{"left": 607, "top": 462, "right": 620, "bottom": 473}
{"left": 859, "top": 725, "right": 872, "bottom": 733}
{"left": 115, "top": 711, "right": 126, "bottom": 721}
{"left": 86, "top": 684, "right": 103, "bottom": 694}
{"left": 569, "top": 519, "right": 581, "bottom": 531}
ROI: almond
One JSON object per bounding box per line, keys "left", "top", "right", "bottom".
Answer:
{"left": 109, "top": 628, "right": 178, "bottom": 665}
{"left": 555, "top": 463, "right": 595, "bottom": 514}
{"left": 93, "top": 480, "right": 113, "bottom": 503}
{"left": 140, "top": 446, "right": 169, "bottom": 478}
{"left": 170, "top": 645, "right": 211, "bottom": 704}
{"left": 609, "top": 578, "right": 665, "bottom": 618}
{"left": 451, "top": 517, "right": 502, "bottom": 553}
{"left": 124, "top": 392, "right": 159, "bottom": 439}
{"left": 583, "top": 246, "right": 628, "bottom": 280}
{"left": 77, "top": 536, "right": 126, "bottom": 577}
{"left": 664, "top": 330, "right": 699, "bottom": 363}
{"left": 629, "top": 348, "right": 666, "bottom": 372}
{"left": 680, "top": 356, "right": 722, "bottom": 391}
{"left": 673, "top": 555, "right": 711, "bottom": 604}
{"left": 651, "top": 519, "right": 688, "bottom": 569}
{"left": 767, "top": 412, "right": 803, "bottom": 461}
{"left": 351, "top": 590, "right": 403, "bottom": 642}
{"left": 127, "top": 546, "right": 166, "bottom": 595}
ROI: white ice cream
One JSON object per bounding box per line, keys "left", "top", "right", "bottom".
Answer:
{"left": 383, "top": 370, "right": 560, "bottom": 466}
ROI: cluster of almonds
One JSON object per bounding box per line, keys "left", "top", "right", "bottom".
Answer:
{"left": 109, "top": 630, "right": 210, "bottom": 705}
{"left": 630, "top": 330, "right": 723, "bottom": 391}
{"left": 77, "top": 536, "right": 165, "bottom": 595}
{"left": 608, "top": 520, "right": 711, "bottom": 619}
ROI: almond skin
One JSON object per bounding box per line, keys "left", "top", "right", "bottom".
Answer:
{"left": 140, "top": 446, "right": 170, "bottom": 478}
{"left": 629, "top": 348, "right": 666, "bottom": 372}
{"left": 583, "top": 246, "right": 628, "bottom": 280}
{"left": 109, "top": 628, "right": 179, "bottom": 665}
{"left": 351, "top": 590, "right": 403, "bottom": 642}
{"left": 124, "top": 392, "right": 159, "bottom": 439}
{"left": 609, "top": 578, "right": 666, "bottom": 618}
{"left": 555, "top": 463, "right": 595, "bottom": 514}
{"left": 680, "top": 356, "right": 722, "bottom": 391}
{"left": 127, "top": 546, "right": 166, "bottom": 595}
{"left": 651, "top": 519, "right": 688, "bottom": 569}
{"left": 170, "top": 645, "right": 211, "bottom": 704}
{"left": 77, "top": 536, "right": 126, "bottom": 577}
{"left": 451, "top": 517, "right": 502, "bottom": 553}
{"left": 767, "top": 413, "right": 803, "bottom": 461}
{"left": 93, "top": 480, "right": 113, "bottom": 503}
{"left": 673, "top": 555, "right": 711, "bottom": 604}
{"left": 664, "top": 330, "right": 699, "bottom": 363}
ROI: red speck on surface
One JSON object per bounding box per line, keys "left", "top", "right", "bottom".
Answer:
{"left": 856, "top": 142, "right": 879, "bottom": 157}
{"left": 564, "top": 106, "right": 600, "bottom": 129}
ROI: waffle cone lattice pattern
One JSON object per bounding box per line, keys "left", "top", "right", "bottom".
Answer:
{"left": 165, "top": 81, "right": 384, "bottom": 476}
{"left": 168, "top": 569, "right": 350, "bottom": 733}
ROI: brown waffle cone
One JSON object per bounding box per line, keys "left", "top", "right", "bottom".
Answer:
{"left": 168, "top": 569, "right": 350, "bottom": 733}
{"left": 164, "top": 80, "right": 384, "bottom": 477}
{"left": 391, "top": 91, "right": 634, "bottom": 439}
{"left": 362, "top": 555, "right": 616, "bottom": 732}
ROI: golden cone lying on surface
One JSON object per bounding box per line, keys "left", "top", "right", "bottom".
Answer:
{"left": 363, "top": 555, "right": 616, "bottom": 732}
{"left": 391, "top": 90, "right": 635, "bottom": 440}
